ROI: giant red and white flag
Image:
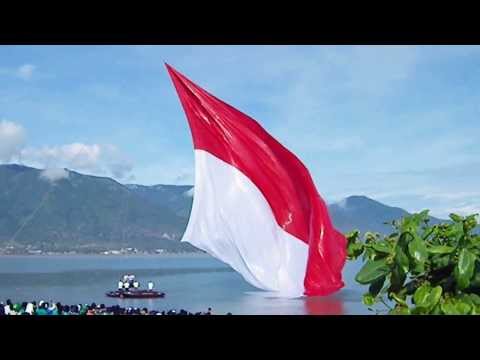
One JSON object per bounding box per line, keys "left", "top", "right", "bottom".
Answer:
{"left": 166, "top": 64, "right": 346, "bottom": 297}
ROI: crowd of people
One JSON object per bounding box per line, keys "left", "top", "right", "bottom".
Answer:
{"left": 0, "top": 274, "right": 235, "bottom": 316}
{"left": 0, "top": 299, "right": 229, "bottom": 316}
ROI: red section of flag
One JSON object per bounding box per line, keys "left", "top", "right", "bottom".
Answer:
{"left": 166, "top": 64, "right": 346, "bottom": 296}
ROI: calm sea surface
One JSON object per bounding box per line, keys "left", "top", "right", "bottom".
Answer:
{"left": 0, "top": 255, "right": 371, "bottom": 315}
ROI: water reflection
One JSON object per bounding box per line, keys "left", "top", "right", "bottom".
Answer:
{"left": 240, "top": 291, "right": 345, "bottom": 315}
{"left": 303, "top": 295, "right": 344, "bottom": 315}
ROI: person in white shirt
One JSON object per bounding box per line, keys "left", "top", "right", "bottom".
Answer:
{"left": 147, "top": 281, "right": 154, "bottom": 290}
{"left": 4, "top": 299, "right": 12, "bottom": 315}
{"left": 25, "top": 302, "right": 34, "bottom": 315}
{"left": 133, "top": 280, "right": 139, "bottom": 289}
{"left": 124, "top": 281, "right": 130, "bottom": 291}
{"left": 118, "top": 280, "right": 124, "bottom": 290}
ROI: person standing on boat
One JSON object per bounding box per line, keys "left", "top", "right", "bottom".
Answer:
{"left": 133, "top": 280, "right": 139, "bottom": 289}
{"left": 118, "top": 279, "right": 124, "bottom": 291}
{"left": 124, "top": 280, "right": 130, "bottom": 291}
{"left": 147, "top": 281, "right": 154, "bottom": 291}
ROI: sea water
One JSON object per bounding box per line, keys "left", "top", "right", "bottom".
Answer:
{"left": 0, "top": 254, "right": 371, "bottom": 315}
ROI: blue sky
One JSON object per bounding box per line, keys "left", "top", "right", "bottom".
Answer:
{"left": 0, "top": 45, "right": 479, "bottom": 218}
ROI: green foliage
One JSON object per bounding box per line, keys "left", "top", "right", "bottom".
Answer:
{"left": 355, "top": 259, "right": 390, "bottom": 284}
{"left": 347, "top": 210, "right": 480, "bottom": 315}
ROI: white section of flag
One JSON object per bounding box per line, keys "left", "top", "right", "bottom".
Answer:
{"left": 182, "top": 150, "right": 309, "bottom": 297}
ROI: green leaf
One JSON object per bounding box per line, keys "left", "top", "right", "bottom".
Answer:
{"left": 430, "top": 304, "right": 443, "bottom": 315}
{"left": 397, "top": 232, "right": 411, "bottom": 249}
{"left": 363, "top": 247, "right": 376, "bottom": 261}
{"left": 390, "top": 265, "right": 406, "bottom": 293}
{"left": 441, "top": 300, "right": 456, "bottom": 315}
{"left": 413, "top": 284, "right": 442, "bottom": 310}
{"left": 346, "top": 230, "right": 360, "bottom": 245}
{"left": 465, "top": 215, "right": 478, "bottom": 231}
{"left": 468, "top": 294, "right": 480, "bottom": 306}
{"left": 412, "top": 261, "right": 425, "bottom": 275}
{"left": 389, "top": 306, "right": 410, "bottom": 315}
{"left": 427, "top": 286, "right": 443, "bottom": 309}
{"left": 427, "top": 245, "right": 455, "bottom": 254}
{"left": 455, "top": 302, "right": 473, "bottom": 315}
{"left": 472, "top": 235, "right": 480, "bottom": 246}
{"left": 449, "top": 213, "right": 464, "bottom": 223}
{"left": 408, "top": 234, "right": 428, "bottom": 263}
{"left": 372, "top": 241, "right": 392, "bottom": 254}
{"left": 395, "top": 246, "right": 410, "bottom": 273}
{"left": 362, "top": 293, "right": 376, "bottom": 306}
{"left": 390, "top": 292, "right": 407, "bottom": 307}
{"left": 355, "top": 258, "right": 391, "bottom": 285}
{"left": 364, "top": 232, "right": 378, "bottom": 244}
{"left": 446, "top": 223, "right": 464, "bottom": 243}
{"left": 454, "top": 248, "right": 476, "bottom": 290}
{"left": 469, "top": 265, "right": 480, "bottom": 288}
{"left": 461, "top": 293, "right": 480, "bottom": 307}
{"left": 411, "top": 306, "right": 428, "bottom": 315}
{"left": 418, "top": 209, "right": 430, "bottom": 219}
{"left": 456, "top": 302, "right": 472, "bottom": 315}
{"left": 347, "top": 242, "right": 364, "bottom": 260}
{"left": 442, "top": 298, "right": 474, "bottom": 315}
{"left": 431, "top": 254, "right": 451, "bottom": 268}
{"left": 401, "top": 211, "right": 429, "bottom": 234}
{"left": 413, "top": 283, "right": 430, "bottom": 307}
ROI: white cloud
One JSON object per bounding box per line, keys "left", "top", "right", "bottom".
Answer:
{"left": 23, "top": 143, "right": 101, "bottom": 169}
{"left": 17, "top": 64, "right": 36, "bottom": 80}
{"left": 40, "top": 168, "right": 69, "bottom": 182}
{"left": 448, "top": 205, "right": 480, "bottom": 217}
{"left": 22, "top": 143, "right": 133, "bottom": 180}
{"left": 0, "top": 120, "right": 26, "bottom": 162}
{"left": 0, "top": 121, "right": 133, "bottom": 180}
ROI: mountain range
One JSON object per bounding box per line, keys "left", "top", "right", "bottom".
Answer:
{"left": 0, "top": 164, "right": 444, "bottom": 253}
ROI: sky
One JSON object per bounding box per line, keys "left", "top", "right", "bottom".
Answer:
{"left": 0, "top": 45, "right": 479, "bottom": 218}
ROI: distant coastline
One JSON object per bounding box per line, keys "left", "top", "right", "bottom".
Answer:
{"left": 0, "top": 252, "right": 210, "bottom": 258}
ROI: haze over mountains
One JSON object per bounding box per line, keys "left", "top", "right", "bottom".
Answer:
{"left": 0, "top": 164, "right": 443, "bottom": 254}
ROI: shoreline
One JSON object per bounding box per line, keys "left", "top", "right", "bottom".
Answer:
{"left": 0, "top": 252, "right": 211, "bottom": 258}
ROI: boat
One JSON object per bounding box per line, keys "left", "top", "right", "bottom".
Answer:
{"left": 106, "top": 289, "right": 165, "bottom": 299}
